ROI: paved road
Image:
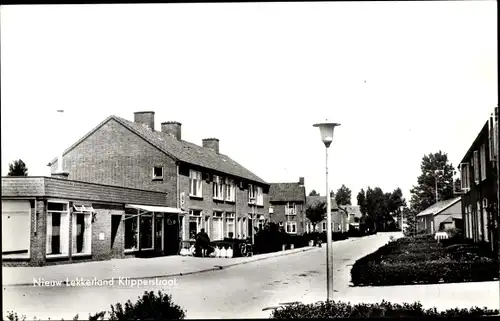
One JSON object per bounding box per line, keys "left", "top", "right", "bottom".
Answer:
{"left": 2, "top": 232, "right": 401, "bottom": 319}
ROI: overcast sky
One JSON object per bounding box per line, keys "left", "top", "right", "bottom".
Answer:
{"left": 1, "top": 2, "right": 497, "bottom": 204}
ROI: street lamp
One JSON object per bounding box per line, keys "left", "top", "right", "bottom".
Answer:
{"left": 427, "top": 169, "right": 444, "bottom": 203}
{"left": 313, "top": 120, "right": 340, "bottom": 302}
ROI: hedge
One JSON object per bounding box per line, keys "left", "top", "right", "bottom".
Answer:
{"left": 351, "top": 235, "right": 499, "bottom": 286}
{"left": 270, "top": 300, "right": 499, "bottom": 318}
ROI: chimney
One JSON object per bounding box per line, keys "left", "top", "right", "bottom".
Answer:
{"left": 299, "top": 177, "right": 304, "bottom": 186}
{"left": 134, "top": 111, "right": 155, "bottom": 130}
{"left": 202, "top": 138, "right": 220, "bottom": 154}
{"left": 161, "top": 122, "right": 182, "bottom": 140}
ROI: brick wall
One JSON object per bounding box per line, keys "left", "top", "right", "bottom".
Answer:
{"left": 50, "top": 118, "right": 177, "bottom": 207}
{"left": 178, "top": 163, "right": 269, "bottom": 241}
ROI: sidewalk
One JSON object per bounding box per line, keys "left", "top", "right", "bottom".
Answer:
{"left": 3, "top": 245, "right": 321, "bottom": 286}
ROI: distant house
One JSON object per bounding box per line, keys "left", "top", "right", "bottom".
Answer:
{"left": 46, "top": 111, "right": 270, "bottom": 255}
{"left": 416, "top": 197, "right": 462, "bottom": 234}
{"left": 459, "top": 106, "right": 498, "bottom": 254}
{"left": 305, "top": 196, "right": 349, "bottom": 233}
{"left": 339, "top": 205, "right": 362, "bottom": 230}
{"left": 269, "top": 177, "right": 307, "bottom": 234}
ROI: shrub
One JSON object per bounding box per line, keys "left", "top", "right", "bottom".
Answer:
{"left": 5, "top": 291, "right": 185, "bottom": 320}
{"left": 270, "top": 300, "right": 499, "bottom": 318}
{"left": 254, "top": 222, "right": 287, "bottom": 254}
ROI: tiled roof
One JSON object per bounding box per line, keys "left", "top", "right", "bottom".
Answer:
{"left": 306, "top": 196, "right": 339, "bottom": 210}
{"left": 2, "top": 176, "right": 168, "bottom": 206}
{"left": 339, "top": 205, "right": 362, "bottom": 218}
{"left": 52, "top": 115, "right": 268, "bottom": 185}
{"left": 269, "top": 183, "right": 306, "bottom": 202}
{"left": 416, "top": 197, "right": 461, "bottom": 217}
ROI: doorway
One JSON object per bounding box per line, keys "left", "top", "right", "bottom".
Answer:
{"left": 164, "top": 213, "right": 180, "bottom": 255}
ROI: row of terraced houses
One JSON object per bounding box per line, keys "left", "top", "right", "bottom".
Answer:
{"left": 2, "top": 111, "right": 355, "bottom": 266}
{"left": 416, "top": 107, "right": 499, "bottom": 256}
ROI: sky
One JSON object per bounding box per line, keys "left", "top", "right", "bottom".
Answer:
{"left": 1, "top": 2, "right": 497, "bottom": 205}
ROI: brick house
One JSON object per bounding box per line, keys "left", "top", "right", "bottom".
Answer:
{"left": 339, "top": 205, "right": 362, "bottom": 230}
{"left": 459, "top": 107, "right": 498, "bottom": 254}
{"left": 47, "top": 111, "right": 270, "bottom": 251}
{"left": 416, "top": 197, "right": 462, "bottom": 234}
{"left": 2, "top": 176, "right": 184, "bottom": 266}
{"left": 304, "top": 196, "right": 348, "bottom": 233}
{"left": 269, "top": 177, "right": 307, "bottom": 234}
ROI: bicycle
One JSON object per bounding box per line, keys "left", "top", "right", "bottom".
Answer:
{"left": 239, "top": 241, "right": 253, "bottom": 257}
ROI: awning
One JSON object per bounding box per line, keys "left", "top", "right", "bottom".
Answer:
{"left": 125, "top": 204, "right": 188, "bottom": 214}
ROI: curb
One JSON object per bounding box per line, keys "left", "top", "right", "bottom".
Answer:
{"left": 3, "top": 246, "right": 319, "bottom": 287}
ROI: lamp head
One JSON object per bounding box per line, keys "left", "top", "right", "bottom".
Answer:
{"left": 313, "top": 121, "right": 341, "bottom": 148}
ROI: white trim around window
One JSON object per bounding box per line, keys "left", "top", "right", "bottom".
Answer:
{"left": 225, "top": 178, "right": 236, "bottom": 202}
{"left": 480, "top": 144, "right": 487, "bottom": 181}
{"left": 72, "top": 210, "right": 92, "bottom": 256}
{"left": 256, "top": 186, "right": 263, "bottom": 206}
{"left": 213, "top": 175, "right": 224, "bottom": 200}
{"left": 46, "top": 200, "right": 70, "bottom": 258}
{"left": 152, "top": 166, "right": 164, "bottom": 180}
{"left": 285, "top": 221, "right": 297, "bottom": 234}
{"left": 189, "top": 170, "right": 203, "bottom": 198}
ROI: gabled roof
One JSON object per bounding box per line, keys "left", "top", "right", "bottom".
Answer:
{"left": 339, "top": 205, "right": 362, "bottom": 218}
{"left": 49, "top": 115, "right": 268, "bottom": 185}
{"left": 306, "top": 196, "right": 339, "bottom": 210}
{"left": 269, "top": 183, "right": 306, "bottom": 203}
{"left": 416, "top": 197, "right": 461, "bottom": 217}
{"left": 459, "top": 121, "right": 489, "bottom": 165}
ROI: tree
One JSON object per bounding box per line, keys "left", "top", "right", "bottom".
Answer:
{"left": 454, "top": 178, "right": 461, "bottom": 194}
{"left": 335, "top": 184, "right": 352, "bottom": 205}
{"left": 357, "top": 189, "right": 367, "bottom": 215}
{"left": 309, "top": 190, "right": 320, "bottom": 196}
{"left": 330, "top": 190, "right": 334, "bottom": 198}
{"left": 409, "top": 151, "right": 455, "bottom": 213}
{"left": 8, "top": 159, "right": 28, "bottom": 176}
{"left": 403, "top": 207, "right": 417, "bottom": 236}
{"left": 305, "top": 200, "right": 326, "bottom": 232}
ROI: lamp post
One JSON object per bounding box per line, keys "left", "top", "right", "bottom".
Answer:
{"left": 427, "top": 169, "right": 444, "bottom": 203}
{"left": 56, "top": 109, "right": 65, "bottom": 173}
{"left": 313, "top": 120, "right": 340, "bottom": 302}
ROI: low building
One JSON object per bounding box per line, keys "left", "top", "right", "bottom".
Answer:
{"left": 416, "top": 197, "right": 462, "bottom": 234}
{"left": 459, "top": 107, "right": 498, "bottom": 254}
{"left": 339, "top": 205, "right": 362, "bottom": 230}
{"left": 2, "top": 176, "right": 186, "bottom": 266}
{"left": 269, "top": 177, "right": 307, "bottom": 234}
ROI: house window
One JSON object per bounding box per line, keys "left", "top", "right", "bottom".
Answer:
{"left": 473, "top": 150, "right": 480, "bottom": 184}
{"left": 477, "top": 201, "right": 483, "bottom": 240}
{"left": 237, "top": 217, "right": 242, "bottom": 239}
{"left": 152, "top": 166, "right": 164, "bottom": 180}
{"left": 46, "top": 201, "right": 70, "bottom": 256}
{"left": 226, "top": 213, "right": 235, "bottom": 238}
{"left": 256, "top": 186, "right": 264, "bottom": 206}
{"left": 189, "top": 210, "right": 202, "bottom": 240}
{"left": 258, "top": 217, "right": 265, "bottom": 231}
{"left": 322, "top": 221, "right": 327, "bottom": 231}
{"left": 225, "top": 178, "right": 236, "bottom": 202}
{"left": 124, "top": 214, "right": 139, "bottom": 251}
{"left": 189, "top": 170, "right": 203, "bottom": 197}
{"left": 72, "top": 206, "right": 92, "bottom": 255}
{"left": 467, "top": 205, "right": 473, "bottom": 238}
{"left": 285, "top": 221, "right": 297, "bottom": 234}
{"left": 212, "top": 212, "right": 224, "bottom": 240}
{"left": 480, "top": 144, "right": 487, "bottom": 181}
{"left": 460, "top": 163, "right": 470, "bottom": 191}
{"left": 213, "top": 175, "right": 224, "bottom": 200}
{"left": 286, "top": 202, "right": 296, "bottom": 215}
{"left": 483, "top": 199, "right": 489, "bottom": 242}
{"left": 248, "top": 184, "right": 257, "bottom": 203}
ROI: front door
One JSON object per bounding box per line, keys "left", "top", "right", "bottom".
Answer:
{"left": 164, "top": 214, "right": 180, "bottom": 255}
{"left": 154, "top": 214, "right": 164, "bottom": 253}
